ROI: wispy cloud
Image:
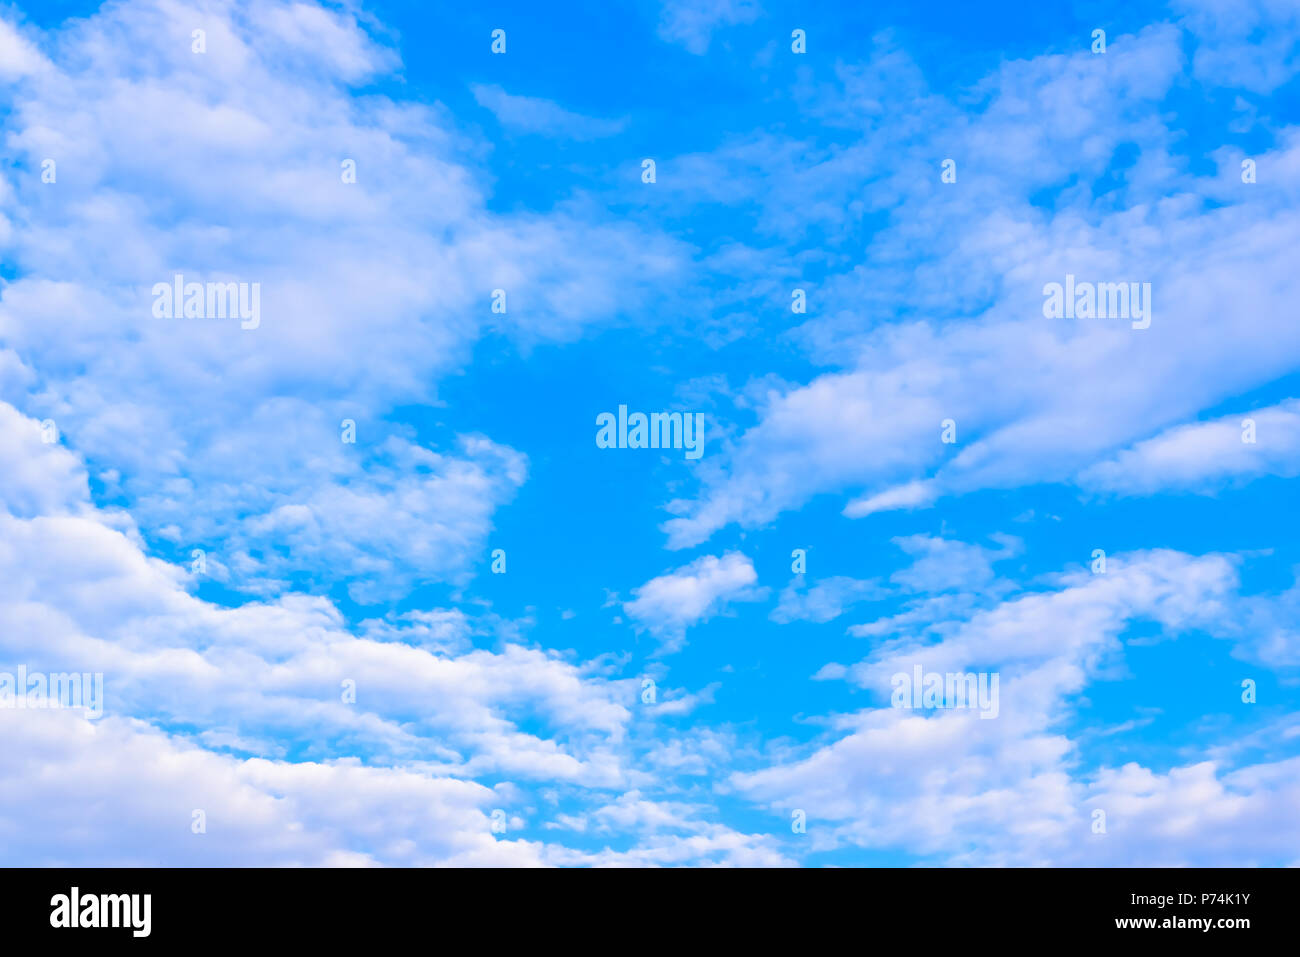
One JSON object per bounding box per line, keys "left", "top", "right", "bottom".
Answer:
{"left": 471, "top": 83, "right": 628, "bottom": 140}
{"left": 657, "top": 0, "right": 762, "bottom": 54}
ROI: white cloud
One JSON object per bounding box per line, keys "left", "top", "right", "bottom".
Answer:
{"left": 0, "top": 711, "right": 548, "bottom": 866}
{"left": 887, "top": 533, "right": 1020, "bottom": 594}
{"left": 0, "top": 0, "right": 687, "bottom": 597}
{"left": 471, "top": 84, "right": 628, "bottom": 140}
{"left": 0, "top": 401, "right": 637, "bottom": 786}
{"left": 0, "top": 398, "right": 800, "bottom": 863}
{"left": 733, "top": 549, "right": 1300, "bottom": 864}
{"left": 657, "top": 0, "right": 762, "bottom": 55}
{"left": 0, "top": 18, "right": 45, "bottom": 80}
{"left": 624, "top": 552, "right": 766, "bottom": 652}
{"left": 1173, "top": 0, "right": 1300, "bottom": 94}
{"left": 0, "top": 402, "right": 89, "bottom": 517}
{"left": 843, "top": 479, "right": 936, "bottom": 518}
{"left": 770, "top": 576, "right": 885, "bottom": 624}
{"left": 543, "top": 790, "right": 794, "bottom": 866}
{"left": 1073, "top": 757, "right": 1300, "bottom": 866}
{"left": 659, "top": 25, "right": 1300, "bottom": 548}
{"left": 1079, "top": 398, "right": 1300, "bottom": 495}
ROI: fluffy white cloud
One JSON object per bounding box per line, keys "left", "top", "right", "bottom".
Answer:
{"left": 0, "top": 711, "right": 546, "bottom": 866}
{"left": 0, "top": 398, "right": 785, "bottom": 864}
{"left": 0, "top": 402, "right": 89, "bottom": 516}
{"left": 1080, "top": 398, "right": 1300, "bottom": 495}
{"left": 624, "top": 552, "right": 766, "bottom": 652}
{"left": 0, "top": 0, "right": 686, "bottom": 597}
{"left": 0, "top": 18, "right": 44, "bottom": 80}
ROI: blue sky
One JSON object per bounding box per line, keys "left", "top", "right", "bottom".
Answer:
{"left": 0, "top": 0, "right": 1298, "bottom": 866}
